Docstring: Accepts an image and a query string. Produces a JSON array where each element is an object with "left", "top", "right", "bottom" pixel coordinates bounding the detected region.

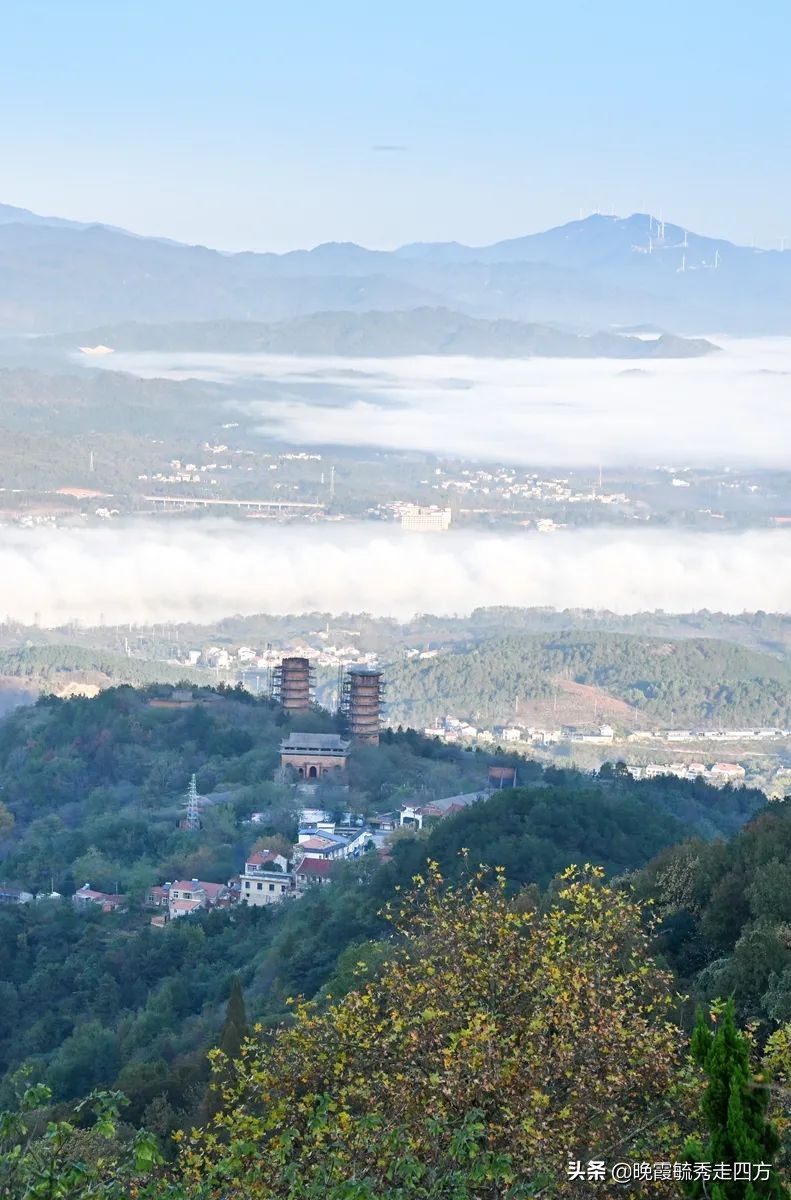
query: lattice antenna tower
[{"left": 184, "top": 773, "right": 201, "bottom": 830}]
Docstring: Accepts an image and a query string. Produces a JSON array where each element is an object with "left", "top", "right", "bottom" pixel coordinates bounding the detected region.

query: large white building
[{"left": 400, "top": 505, "right": 452, "bottom": 532}]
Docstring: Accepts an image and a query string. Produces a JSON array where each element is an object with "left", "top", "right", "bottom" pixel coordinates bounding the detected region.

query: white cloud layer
[
  {"left": 1, "top": 523, "right": 789, "bottom": 627},
  {"left": 93, "top": 337, "right": 791, "bottom": 467}
]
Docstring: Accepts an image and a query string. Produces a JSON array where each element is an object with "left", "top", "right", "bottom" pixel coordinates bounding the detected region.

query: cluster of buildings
[
  {"left": 436, "top": 467, "right": 630, "bottom": 509},
  {"left": 626, "top": 727, "right": 790, "bottom": 744},
  {"left": 0, "top": 882, "right": 128, "bottom": 910},
  {"left": 424, "top": 715, "right": 617, "bottom": 748},
  {"left": 631, "top": 762, "right": 747, "bottom": 783},
  {"left": 421, "top": 715, "right": 789, "bottom": 788},
  {"left": 427, "top": 713, "right": 790, "bottom": 755},
  {"left": 143, "top": 818, "right": 378, "bottom": 925},
  {"left": 9, "top": 655, "right": 390, "bottom": 919},
  {"left": 138, "top": 449, "right": 325, "bottom": 492},
  {"left": 184, "top": 639, "right": 380, "bottom": 674}
]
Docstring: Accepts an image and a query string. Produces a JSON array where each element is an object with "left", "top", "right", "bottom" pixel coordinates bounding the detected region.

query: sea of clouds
[
  {"left": 89, "top": 337, "right": 791, "bottom": 468},
  {"left": 1, "top": 522, "right": 790, "bottom": 627}
]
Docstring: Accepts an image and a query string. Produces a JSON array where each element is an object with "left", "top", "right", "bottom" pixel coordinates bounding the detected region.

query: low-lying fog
[
  {"left": 1, "top": 523, "right": 789, "bottom": 627},
  {"left": 84, "top": 337, "right": 791, "bottom": 468}
]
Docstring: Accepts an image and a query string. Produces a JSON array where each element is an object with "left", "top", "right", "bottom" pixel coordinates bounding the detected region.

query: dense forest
[
  {"left": 634, "top": 804, "right": 791, "bottom": 1030},
  {"left": 2, "top": 684, "right": 791, "bottom": 1196},
  {"left": 0, "top": 682, "right": 765, "bottom": 1121},
  {"left": 385, "top": 631, "right": 791, "bottom": 729}
]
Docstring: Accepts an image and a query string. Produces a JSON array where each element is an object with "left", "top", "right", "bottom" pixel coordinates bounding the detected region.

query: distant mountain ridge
[
  {"left": 41, "top": 309, "right": 719, "bottom": 358},
  {"left": 0, "top": 205, "right": 789, "bottom": 334}
]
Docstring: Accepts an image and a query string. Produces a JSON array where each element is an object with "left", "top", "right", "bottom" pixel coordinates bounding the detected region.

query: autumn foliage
[{"left": 177, "top": 863, "right": 689, "bottom": 1198}]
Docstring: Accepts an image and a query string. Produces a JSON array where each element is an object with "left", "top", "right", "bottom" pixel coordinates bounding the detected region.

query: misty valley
[{"left": 1, "top": 171, "right": 791, "bottom": 1196}]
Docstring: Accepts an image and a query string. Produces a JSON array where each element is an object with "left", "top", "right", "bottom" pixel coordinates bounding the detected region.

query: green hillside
[
  {"left": 2, "top": 683, "right": 790, "bottom": 1197},
  {"left": 0, "top": 684, "right": 763, "bottom": 1119},
  {"left": 0, "top": 644, "right": 203, "bottom": 688},
  {"left": 384, "top": 631, "right": 791, "bottom": 729}
]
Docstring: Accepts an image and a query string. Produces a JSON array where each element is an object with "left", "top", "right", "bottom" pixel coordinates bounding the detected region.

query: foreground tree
[
  {"left": 176, "top": 863, "right": 690, "bottom": 1198},
  {"left": 685, "top": 1002, "right": 788, "bottom": 1199},
  {"left": 0, "top": 1081, "right": 163, "bottom": 1200}
]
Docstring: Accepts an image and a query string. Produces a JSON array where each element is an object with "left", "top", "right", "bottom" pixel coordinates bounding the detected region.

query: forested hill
[
  {"left": 384, "top": 632, "right": 791, "bottom": 730},
  {"left": 0, "top": 683, "right": 765, "bottom": 1132},
  {"left": 634, "top": 800, "right": 791, "bottom": 1033},
  {"left": 37, "top": 310, "right": 718, "bottom": 358},
  {"left": 0, "top": 644, "right": 203, "bottom": 690}
]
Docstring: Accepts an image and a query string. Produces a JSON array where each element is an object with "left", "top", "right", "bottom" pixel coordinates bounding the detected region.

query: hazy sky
[{"left": 1, "top": 0, "right": 788, "bottom": 252}]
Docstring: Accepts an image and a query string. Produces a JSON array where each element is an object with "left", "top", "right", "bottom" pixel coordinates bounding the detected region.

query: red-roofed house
[
  {"left": 293, "top": 855, "right": 334, "bottom": 893},
  {"left": 711, "top": 762, "right": 747, "bottom": 781},
  {"left": 170, "top": 898, "right": 204, "bottom": 919},
  {"left": 168, "top": 879, "right": 231, "bottom": 919},
  {"left": 72, "top": 884, "right": 127, "bottom": 913}
]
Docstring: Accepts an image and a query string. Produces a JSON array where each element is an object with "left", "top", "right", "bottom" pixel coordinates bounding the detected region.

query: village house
[
  {"left": 296, "top": 828, "right": 350, "bottom": 860},
  {"left": 293, "top": 855, "right": 334, "bottom": 893},
  {"left": 167, "top": 879, "right": 231, "bottom": 919},
  {"left": 295, "top": 826, "right": 374, "bottom": 860},
  {"left": 399, "top": 790, "right": 489, "bottom": 831},
  {"left": 710, "top": 762, "right": 747, "bottom": 782},
  {"left": 72, "top": 884, "right": 127, "bottom": 913},
  {"left": 240, "top": 850, "right": 292, "bottom": 907},
  {"left": 494, "top": 726, "right": 525, "bottom": 743},
  {"left": 145, "top": 884, "right": 170, "bottom": 910},
  {"left": 0, "top": 886, "right": 34, "bottom": 905}
]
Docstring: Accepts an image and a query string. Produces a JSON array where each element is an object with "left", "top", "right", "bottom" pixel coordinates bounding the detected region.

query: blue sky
[{"left": 0, "top": 0, "right": 788, "bottom": 251}]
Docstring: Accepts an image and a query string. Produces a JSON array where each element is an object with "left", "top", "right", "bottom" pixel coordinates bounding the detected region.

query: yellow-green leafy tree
[{"left": 175, "top": 862, "right": 693, "bottom": 1199}]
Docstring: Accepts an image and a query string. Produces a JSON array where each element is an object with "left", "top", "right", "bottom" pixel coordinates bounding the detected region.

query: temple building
[{"left": 279, "top": 732, "right": 350, "bottom": 780}]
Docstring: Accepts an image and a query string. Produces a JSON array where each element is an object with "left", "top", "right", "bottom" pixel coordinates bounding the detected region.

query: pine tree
[
  {"left": 206, "top": 976, "right": 248, "bottom": 1120},
  {"left": 685, "top": 1000, "right": 788, "bottom": 1199},
  {"left": 219, "top": 975, "right": 247, "bottom": 1062}
]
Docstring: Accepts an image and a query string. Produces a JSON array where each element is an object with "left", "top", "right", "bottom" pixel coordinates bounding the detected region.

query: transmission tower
[{"left": 183, "top": 773, "right": 201, "bottom": 831}]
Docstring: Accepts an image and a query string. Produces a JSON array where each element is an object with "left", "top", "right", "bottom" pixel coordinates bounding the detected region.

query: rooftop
[
  {"left": 429, "top": 791, "right": 489, "bottom": 814},
  {"left": 280, "top": 733, "right": 351, "bottom": 753},
  {"left": 295, "top": 857, "right": 334, "bottom": 877},
  {"left": 298, "top": 828, "right": 349, "bottom": 847},
  {"left": 170, "top": 898, "right": 203, "bottom": 913},
  {"left": 245, "top": 850, "right": 285, "bottom": 867},
  {"left": 169, "top": 879, "right": 227, "bottom": 895},
  {"left": 299, "top": 836, "right": 342, "bottom": 852}
]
